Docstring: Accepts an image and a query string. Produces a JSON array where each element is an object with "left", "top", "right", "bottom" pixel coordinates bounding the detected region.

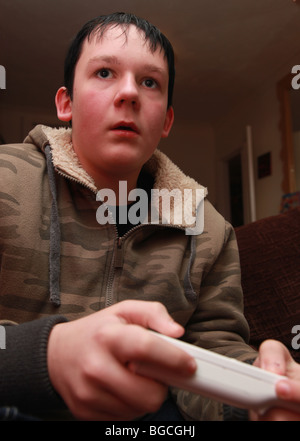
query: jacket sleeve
[
  {"left": 172, "top": 220, "right": 258, "bottom": 421},
  {"left": 0, "top": 315, "right": 68, "bottom": 415}
]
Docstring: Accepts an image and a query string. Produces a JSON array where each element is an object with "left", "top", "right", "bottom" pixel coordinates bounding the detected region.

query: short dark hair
[{"left": 64, "top": 12, "right": 175, "bottom": 108}]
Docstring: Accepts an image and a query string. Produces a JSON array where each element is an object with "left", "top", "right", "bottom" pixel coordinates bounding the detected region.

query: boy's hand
[
  {"left": 47, "top": 300, "right": 196, "bottom": 420},
  {"left": 250, "top": 339, "right": 300, "bottom": 421}
]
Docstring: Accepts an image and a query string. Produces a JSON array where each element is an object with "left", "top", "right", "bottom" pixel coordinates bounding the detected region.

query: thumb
[{"left": 256, "top": 339, "right": 291, "bottom": 375}]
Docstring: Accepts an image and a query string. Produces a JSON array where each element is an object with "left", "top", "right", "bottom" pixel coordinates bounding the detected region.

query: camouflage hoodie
[{"left": 0, "top": 124, "right": 256, "bottom": 420}]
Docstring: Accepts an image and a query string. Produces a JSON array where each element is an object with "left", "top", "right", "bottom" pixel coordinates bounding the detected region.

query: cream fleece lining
[{"left": 42, "top": 126, "right": 98, "bottom": 193}]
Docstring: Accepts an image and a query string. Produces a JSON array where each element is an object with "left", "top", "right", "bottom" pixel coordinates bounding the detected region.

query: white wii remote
[{"left": 137, "top": 332, "right": 300, "bottom": 415}]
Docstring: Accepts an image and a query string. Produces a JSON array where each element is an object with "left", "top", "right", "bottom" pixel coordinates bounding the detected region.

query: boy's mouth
[{"left": 111, "top": 122, "right": 139, "bottom": 134}]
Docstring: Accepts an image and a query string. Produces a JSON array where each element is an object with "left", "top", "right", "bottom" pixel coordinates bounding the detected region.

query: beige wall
[
  {"left": 214, "top": 82, "right": 283, "bottom": 221},
  {"left": 213, "top": 51, "right": 300, "bottom": 222},
  {"left": 163, "top": 56, "right": 299, "bottom": 223}
]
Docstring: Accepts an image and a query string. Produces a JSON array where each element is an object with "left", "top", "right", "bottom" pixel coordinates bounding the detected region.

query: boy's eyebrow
[
  {"left": 88, "top": 55, "right": 121, "bottom": 65},
  {"left": 143, "top": 64, "right": 166, "bottom": 76}
]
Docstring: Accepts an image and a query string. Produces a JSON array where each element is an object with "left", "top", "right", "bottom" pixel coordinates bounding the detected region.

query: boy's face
[{"left": 56, "top": 25, "right": 174, "bottom": 189}]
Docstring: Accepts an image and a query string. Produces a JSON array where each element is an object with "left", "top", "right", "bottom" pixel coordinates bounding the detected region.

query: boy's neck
[{"left": 94, "top": 172, "right": 140, "bottom": 204}]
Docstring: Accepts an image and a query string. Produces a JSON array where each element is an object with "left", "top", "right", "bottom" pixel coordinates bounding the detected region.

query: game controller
[{"left": 137, "top": 332, "right": 300, "bottom": 415}]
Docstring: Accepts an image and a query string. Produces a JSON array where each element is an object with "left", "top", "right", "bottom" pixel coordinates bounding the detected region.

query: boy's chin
[{"left": 103, "top": 148, "right": 151, "bottom": 170}]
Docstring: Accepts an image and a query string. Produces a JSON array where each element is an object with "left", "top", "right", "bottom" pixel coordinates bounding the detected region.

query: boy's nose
[{"left": 114, "top": 74, "right": 140, "bottom": 109}]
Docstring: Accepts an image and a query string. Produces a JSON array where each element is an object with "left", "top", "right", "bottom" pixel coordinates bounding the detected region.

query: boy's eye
[
  {"left": 143, "top": 78, "right": 158, "bottom": 89},
  {"left": 97, "top": 68, "right": 112, "bottom": 79}
]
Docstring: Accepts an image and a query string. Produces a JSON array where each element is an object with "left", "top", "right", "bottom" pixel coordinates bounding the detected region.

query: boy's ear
[
  {"left": 161, "top": 106, "right": 174, "bottom": 138},
  {"left": 55, "top": 87, "right": 73, "bottom": 122}
]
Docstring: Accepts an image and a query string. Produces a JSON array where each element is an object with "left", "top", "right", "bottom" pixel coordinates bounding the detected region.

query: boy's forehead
[
  {"left": 91, "top": 24, "right": 144, "bottom": 44},
  {"left": 80, "top": 24, "right": 165, "bottom": 63}
]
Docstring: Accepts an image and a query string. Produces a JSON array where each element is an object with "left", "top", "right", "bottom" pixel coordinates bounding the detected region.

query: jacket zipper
[
  {"left": 104, "top": 223, "right": 186, "bottom": 308},
  {"left": 105, "top": 224, "right": 142, "bottom": 308}
]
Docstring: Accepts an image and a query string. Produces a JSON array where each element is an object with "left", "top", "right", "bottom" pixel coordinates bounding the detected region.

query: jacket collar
[{"left": 26, "top": 124, "right": 207, "bottom": 229}]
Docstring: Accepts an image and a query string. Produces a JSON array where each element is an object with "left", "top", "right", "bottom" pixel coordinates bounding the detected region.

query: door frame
[{"left": 218, "top": 126, "right": 256, "bottom": 226}]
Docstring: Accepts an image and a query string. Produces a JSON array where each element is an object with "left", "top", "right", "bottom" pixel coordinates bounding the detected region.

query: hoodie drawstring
[
  {"left": 183, "top": 235, "right": 197, "bottom": 302},
  {"left": 44, "top": 145, "right": 61, "bottom": 306}
]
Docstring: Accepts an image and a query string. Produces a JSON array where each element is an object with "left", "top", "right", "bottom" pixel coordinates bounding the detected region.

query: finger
[
  {"left": 277, "top": 378, "right": 300, "bottom": 402},
  {"left": 113, "top": 300, "right": 185, "bottom": 338},
  {"left": 106, "top": 323, "right": 196, "bottom": 374},
  {"left": 72, "top": 377, "right": 164, "bottom": 421},
  {"left": 82, "top": 350, "right": 169, "bottom": 418},
  {"left": 103, "top": 368, "right": 169, "bottom": 416},
  {"left": 258, "top": 407, "right": 300, "bottom": 422},
  {"left": 90, "top": 322, "right": 196, "bottom": 410},
  {"left": 256, "top": 339, "right": 289, "bottom": 375},
  {"left": 71, "top": 388, "right": 140, "bottom": 421}
]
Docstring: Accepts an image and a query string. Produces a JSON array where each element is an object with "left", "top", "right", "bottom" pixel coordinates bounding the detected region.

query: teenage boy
[{"left": 0, "top": 12, "right": 299, "bottom": 421}]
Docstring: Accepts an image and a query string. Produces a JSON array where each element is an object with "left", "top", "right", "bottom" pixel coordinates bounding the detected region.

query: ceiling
[{"left": 1, "top": 0, "right": 300, "bottom": 125}]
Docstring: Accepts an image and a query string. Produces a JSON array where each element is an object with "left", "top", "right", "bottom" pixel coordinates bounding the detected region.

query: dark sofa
[{"left": 235, "top": 207, "right": 300, "bottom": 363}]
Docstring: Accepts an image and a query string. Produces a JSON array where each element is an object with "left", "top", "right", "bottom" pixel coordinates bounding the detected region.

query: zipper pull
[{"left": 114, "top": 237, "right": 124, "bottom": 268}]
